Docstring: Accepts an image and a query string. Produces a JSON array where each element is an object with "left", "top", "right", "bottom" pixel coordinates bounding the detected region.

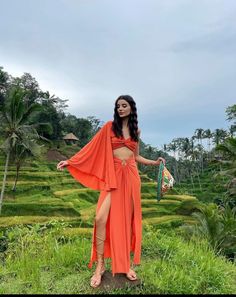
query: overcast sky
[{"left": 1, "top": 0, "right": 235, "bottom": 149}]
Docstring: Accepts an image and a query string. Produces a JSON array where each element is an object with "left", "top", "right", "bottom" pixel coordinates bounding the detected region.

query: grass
[
  {"left": 142, "top": 214, "right": 197, "bottom": 226},
  {"left": 0, "top": 224, "right": 235, "bottom": 294},
  {"left": 173, "top": 162, "right": 231, "bottom": 204},
  {"left": 0, "top": 216, "right": 80, "bottom": 228},
  {"left": 0, "top": 152, "right": 235, "bottom": 293},
  {"left": 1, "top": 203, "right": 80, "bottom": 217}
]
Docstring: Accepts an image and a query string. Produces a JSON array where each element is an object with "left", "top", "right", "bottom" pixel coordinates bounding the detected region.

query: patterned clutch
[{"left": 157, "top": 161, "right": 175, "bottom": 201}]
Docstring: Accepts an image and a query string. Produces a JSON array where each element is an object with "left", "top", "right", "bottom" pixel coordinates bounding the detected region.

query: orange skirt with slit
[{"left": 88, "top": 155, "right": 142, "bottom": 276}]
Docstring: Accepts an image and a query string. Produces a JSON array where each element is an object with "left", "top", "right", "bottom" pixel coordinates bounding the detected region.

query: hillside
[
  {"left": 0, "top": 149, "right": 199, "bottom": 231},
  {"left": 0, "top": 150, "right": 235, "bottom": 294},
  {"left": 174, "top": 161, "right": 232, "bottom": 203}
]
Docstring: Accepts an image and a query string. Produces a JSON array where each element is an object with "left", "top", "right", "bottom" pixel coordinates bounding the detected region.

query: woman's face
[{"left": 116, "top": 99, "right": 131, "bottom": 118}]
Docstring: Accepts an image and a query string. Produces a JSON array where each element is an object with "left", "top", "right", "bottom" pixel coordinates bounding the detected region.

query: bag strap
[{"left": 157, "top": 161, "right": 165, "bottom": 201}]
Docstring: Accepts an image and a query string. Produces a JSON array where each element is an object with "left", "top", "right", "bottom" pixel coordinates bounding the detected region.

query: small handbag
[{"left": 157, "top": 161, "right": 175, "bottom": 201}]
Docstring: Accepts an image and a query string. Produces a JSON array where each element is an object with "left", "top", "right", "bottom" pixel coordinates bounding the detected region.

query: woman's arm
[{"left": 134, "top": 129, "right": 166, "bottom": 165}]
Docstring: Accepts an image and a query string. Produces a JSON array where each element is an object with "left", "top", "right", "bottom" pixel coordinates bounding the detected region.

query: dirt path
[{"left": 46, "top": 149, "right": 67, "bottom": 162}]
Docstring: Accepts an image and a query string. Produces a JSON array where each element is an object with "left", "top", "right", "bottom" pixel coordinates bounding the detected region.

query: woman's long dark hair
[{"left": 112, "top": 95, "right": 139, "bottom": 142}]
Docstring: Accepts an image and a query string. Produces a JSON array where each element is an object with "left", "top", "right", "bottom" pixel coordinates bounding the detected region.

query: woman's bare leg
[
  {"left": 90, "top": 192, "right": 111, "bottom": 287},
  {"left": 126, "top": 196, "right": 137, "bottom": 280}
]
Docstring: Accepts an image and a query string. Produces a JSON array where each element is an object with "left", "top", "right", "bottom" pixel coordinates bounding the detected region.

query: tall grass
[{"left": 0, "top": 222, "right": 235, "bottom": 294}]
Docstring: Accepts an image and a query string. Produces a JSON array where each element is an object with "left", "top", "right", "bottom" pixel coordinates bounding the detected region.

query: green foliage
[
  {"left": 182, "top": 203, "right": 236, "bottom": 259},
  {"left": 175, "top": 199, "right": 202, "bottom": 215},
  {"left": 0, "top": 85, "right": 46, "bottom": 212},
  {"left": 174, "top": 161, "right": 232, "bottom": 203},
  {"left": 140, "top": 226, "right": 236, "bottom": 294},
  {"left": 30, "top": 99, "right": 60, "bottom": 140},
  {"left": 0, "top": 67, "right": 10, "bottom": 109},
  {"left": 1, "top": 203, "right": 80, "bottom": 217},
  {"left": 0, "top": 67, "right": 235, "bottom": 293},
  {"left": 0, "top": 223, "right": 235, "bottom": 294},
  {"left": 215, "top": 137, "right": 236, "bottom": 201},
  {"left": 143, "top": 214, "right": 197, "bottom": 227},
  {"left": 226, "top": 104, "right": 236, "bottom": 122}
]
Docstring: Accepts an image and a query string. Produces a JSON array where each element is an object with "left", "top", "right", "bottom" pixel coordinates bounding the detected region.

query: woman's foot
[
  {"left": 90, "top": 263, "right": 106, "bottom": 288},
  {"left": 126, "top": 268, "right": 137, "bottom": 281}
]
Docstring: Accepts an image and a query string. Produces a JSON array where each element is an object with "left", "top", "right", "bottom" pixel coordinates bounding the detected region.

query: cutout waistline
[{"left": 113, "top": 155, "right": 136, "bottom": 163}]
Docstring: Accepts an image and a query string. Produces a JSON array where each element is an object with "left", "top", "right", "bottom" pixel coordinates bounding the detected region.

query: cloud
[{"left": 0, "top": 0, "right": 235, "bottom": 148}]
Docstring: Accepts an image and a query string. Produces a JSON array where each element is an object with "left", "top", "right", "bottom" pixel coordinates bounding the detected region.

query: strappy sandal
[
  {"left": 90, "top": 267, "right": 106, "bottom": 288},
  {"left": 126, "top": 268, "right": 137, "bottom": 281}
]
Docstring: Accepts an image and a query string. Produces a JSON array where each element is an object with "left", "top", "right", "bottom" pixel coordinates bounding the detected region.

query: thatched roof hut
[{"left": 63, "top": 133, "right": 79, "bottom": 145}]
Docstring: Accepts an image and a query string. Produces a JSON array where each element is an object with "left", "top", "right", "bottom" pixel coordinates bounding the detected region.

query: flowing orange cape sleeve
[{"left": 66, "top": 121, "right": 117, "bottom": 191}]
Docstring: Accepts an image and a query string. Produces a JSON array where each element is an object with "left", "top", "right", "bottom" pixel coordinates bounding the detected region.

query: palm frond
[
  {"left": 215, "top": 137, "right": 236, "bottom": 158},
  {"left": 18, "top": 103, "right": 42, "bottom": 125}
]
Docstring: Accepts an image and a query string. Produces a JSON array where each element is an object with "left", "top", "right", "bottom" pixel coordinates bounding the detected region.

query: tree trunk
[
  {"left": 201, "top": 152, "right": 204, "bottom": 174},
  {"left": 208, "top": 138, "right": 211, "bottom": 160},
  {"left": 0, "top": 151, "right": 10, "bottom": 214},
  {"left": 174, "top": 160, "right": 179, "bottom": 183},
  {"left": 12, "top": 164, "right": 20, "bottom": 192},
  {"left": 196, "top": 167, "right": 202, "bottom": 192},
  {"left": 190, "top": 173, "right": 195, "bottom": 191},
  {"left": 219, "top": 164, "right": 225, "bottom": 183}
]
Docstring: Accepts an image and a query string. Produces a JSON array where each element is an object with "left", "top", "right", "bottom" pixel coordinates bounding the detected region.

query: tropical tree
[
  {"left": 194, "top": 128, "right": 205, "bottom": 172},
  {"left": 203, "top": 129, "right": 212, "bottom": 160},
  {"left": 0, "top": 86, "right": 42, "bottom": 213},
  {"left": 226, "top": 104, "right": 236, "bottom": 123},
  {"left": 60, "top": 114, "right": 79, "bottom": 136},
  {"left": 194, "top": 128, "right": 204, "bottom": 146},
  {"left": 37, "top": 91, "right": 68, "bottom": 115},
  {"left": 190, "top": 203, "right": 236, "bottom": 260},
  {"left": 167, "top": 140, "right": 179, "bottom": 183},
  {"left": 11, "top": 140, "right": 41, "bottom": 192},
  {"left": 12, "top": 72, "right": 41, "bottom": 107},
  {"left": 226, "top": 104, "right": 236, "bottom": 138},
  {"left": 31, "top": 95, "right": 61, "bottom": 141},
  {"left": 192, "top": 203, "right": 223, "bottom": 252},
  {"left": 212, "top": 128, "right": 228, "bottom": 146},
  {"left": 87, "top": 116, "right": 103, "bottom": 135},
  {"left": 229, "top": 125, "right": 236, "bottom": 138},
  {"left": 215, "top": 137, "right": 236, "bottom": 201},
  {"left": 0, "top": 66, "right": 10, "bottom": 108},
  {"left": 76, "top": 118, "right": 94, "bottom": 147},
  {"left": 162, "top": 144, "right": 167, "bottom": 153},
  {"left": 180, "top": 137, "right": 191, "bottom": 159}
]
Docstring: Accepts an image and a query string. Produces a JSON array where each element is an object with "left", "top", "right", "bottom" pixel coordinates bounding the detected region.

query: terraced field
[
  {"left": 174, "top": 162, "right": 230, "bottom": 203},
  {"left": 0, "top": 155, "right": 200, "bottom": 234}
]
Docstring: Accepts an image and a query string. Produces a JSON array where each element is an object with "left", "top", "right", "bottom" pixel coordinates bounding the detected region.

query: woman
[{"left": 57, "top": 95, "right": 165, "bottom": 288}]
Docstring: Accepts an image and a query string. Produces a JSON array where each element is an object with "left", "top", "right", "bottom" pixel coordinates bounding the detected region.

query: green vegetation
[
  {"left": 0, "top": 67, "right": 235, "bottom": 293},
  {"left": 0, "top": 156, "right": 235, "bottom": 294},
  {"left": 0, "top": 224, "right": 235, "bottom": 294}
]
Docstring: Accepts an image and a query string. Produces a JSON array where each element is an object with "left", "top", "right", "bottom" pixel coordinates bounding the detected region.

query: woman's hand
[
  {"left": 57, "top": 160, "right": 69, "bottom": 170},
  {"left": 154, "top": 157, "right": 166, "bottom": 166}
]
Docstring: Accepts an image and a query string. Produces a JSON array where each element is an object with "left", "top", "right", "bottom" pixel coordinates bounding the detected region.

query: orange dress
[{"left": 66, "top": 121, "right": 142, "bottom": 275}]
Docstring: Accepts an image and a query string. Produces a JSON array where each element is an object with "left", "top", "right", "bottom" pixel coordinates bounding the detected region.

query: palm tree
[
  {"left": 212, "top": 129, "right": 228, "bottom": 146},
  {"left": 162, "top": 144, "right": 167, "bottom": 153},
  {"left": 190, "top": 203, "right": 236, "bottom": 260},
  {"left": 0, "top": 86, "right": 42, "bottom": 213},
  {"left": 229, "top": 125, "right": 236, "bottom": 138},
  {"left": 181, "top": 137, "right": 191, "bottom": 159},
  {"left": 219, "top": 204, "right": 236, "bottom": 260},
  {"left": 0, "top": 66, "right": 10, "bottom": 108},
  {"left": 194, "top": 128, "right": 204, "bottom": 146},
  {"left": 11, "top": 140, "right": 41, "bottom": 192},
  {"left": 194, "top": 128, "right": 205, "bottom": 172},
  {"left": 167, "top": 140, "right": 179, "bottom": 183},
  {"left": 192, "top": 203, "right": 222, "bottom": 252},
  {"left": 215, "top": 137, "right": 236, "bottom": 200},
  {"left": 226, "top": 104, "right": 236, "bottom": 123},
  {"left": 203, "top": 129, "right": 212, "bottom": 160}
]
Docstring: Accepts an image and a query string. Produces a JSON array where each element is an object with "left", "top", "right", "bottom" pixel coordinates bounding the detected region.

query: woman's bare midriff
[{"left": 113, "top": 147, "right": 134, "bottom": 160}]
